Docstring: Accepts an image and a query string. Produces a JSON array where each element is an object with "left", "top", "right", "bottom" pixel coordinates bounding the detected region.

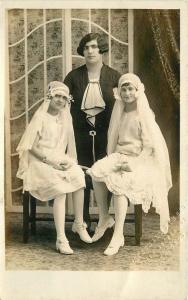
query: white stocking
[
  {"left": 72, "top": 188, "right": 84, "bottom": 224},
  {"left": 111, "top": 195, "right": 128, "bottom": 242},
  {"left": 92, "top": 180, "right": 109, "bottom": 224},
  {"left": 53, "top": 194, "right": 67, "bottom": 241}
]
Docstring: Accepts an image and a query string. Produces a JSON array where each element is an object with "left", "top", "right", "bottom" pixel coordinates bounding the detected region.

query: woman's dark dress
[{"left": 64, "top": 64, "right": 120, "bottom": 167}]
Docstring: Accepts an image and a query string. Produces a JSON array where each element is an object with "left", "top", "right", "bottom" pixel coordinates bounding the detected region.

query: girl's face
[
  {"left": 49, "top": 94, "right": 67, "bottom": 111},
  {"left": 120, "top": 83, "right": 137, "bottom": 104}
]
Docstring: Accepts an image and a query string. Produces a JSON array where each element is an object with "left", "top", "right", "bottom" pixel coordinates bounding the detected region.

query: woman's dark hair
[{"left": 77, "top": 33, "right": 109, "bottom": 56}]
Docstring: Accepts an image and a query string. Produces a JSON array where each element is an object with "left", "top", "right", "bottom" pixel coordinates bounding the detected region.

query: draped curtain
[
  {"left": 148, "top": 10, "right": 180, "bottom": 103},
  {"left": 134, "top": 9, "right": 180, "bottom": 213}
]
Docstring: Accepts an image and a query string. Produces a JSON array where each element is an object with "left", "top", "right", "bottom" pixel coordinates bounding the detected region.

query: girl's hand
[
  {"left": 45, "top": 160, "right": 63, "bottom": 170},
  {"left": 59, "top": 158, "right": 74, "bottom": 170},
  {"left": 113, "top": 162, "right": 132, "bottom": 172},
  {"left": 121, "top": 162, "right": 132, "bottom": 172},
  {"left": 112, "top": 163, "right": 122, "bottom": 172},
  {"left": 45, "top": 155, "right": 74, "bottom": 171}
]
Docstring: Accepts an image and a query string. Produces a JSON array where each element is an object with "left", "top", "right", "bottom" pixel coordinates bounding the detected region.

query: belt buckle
[{"left": 89, "top": 130, "right": 96, "bottom": 137}]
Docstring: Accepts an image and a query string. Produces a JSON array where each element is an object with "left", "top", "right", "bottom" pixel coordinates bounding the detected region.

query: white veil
[
  {"left": 108, "top": 73, "right": 172, "bottom": 233},
  {"left": 16, "top": 82, "right": 77, "bottom": 181}
]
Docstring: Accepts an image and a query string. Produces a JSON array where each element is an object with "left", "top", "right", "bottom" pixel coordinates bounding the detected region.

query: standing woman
[
  {"left": 16, "top": 81, "right": 92, "bottom": 255},
  {"left": 64, "top": 33, "right": 120, "bottom": 166},
  {"left": 64, "top": 33, "right": 120, "bottom": 225},
  {"left": 88, "top": 73, "right": 172, "bottom": 255}
]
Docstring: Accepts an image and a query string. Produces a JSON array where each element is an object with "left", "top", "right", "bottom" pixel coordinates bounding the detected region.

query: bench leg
[
  {"left": 135, "top": 204, "right": 142, "bottom": 246},
  {"left": 83, "top": 174, "right": 92, "bottom": 231},
  {"left": 30, "top": 196, "right": 36, "bottom": 235},
  {"left": 23, "top": 191, "right": 30, "bottom": 243}
]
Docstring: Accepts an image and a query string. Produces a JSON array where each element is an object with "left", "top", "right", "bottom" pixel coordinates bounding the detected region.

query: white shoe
[
  {"left": 104, "top": 237, "right": 125, "bottom": 256},
  {"left": 72, "top": 222, "right": 92, "bottom": 243},
  {"left": 56, "top": 239, "right": 74, "bottom": 255},
  {"left": 92, "top": 216, "right": 115, "bottom": 242}
]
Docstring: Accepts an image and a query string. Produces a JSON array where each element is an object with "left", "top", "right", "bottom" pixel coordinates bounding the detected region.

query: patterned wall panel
[
  {"left": 9, "top": 42, "right": 25, "bottom": 82},
  {"left": 111, "top": 39, "right": 129, "bottom": 74},
  {"left": 8, "top": 9, "right": 24, "bottom": 45},
  {"left": 10, "top": 115, "right": 26, "bottom": 154},
  {"left": 46, "top": 9, "right": 62, "bottom": 21},
  {"left": 10, "top": 79, "right": 25, "bottom": 118},
  {"left": 28, "top": 27, "right": 44, "bottom": 70},
  {"left": 91, "top": 9, "right": 108, "bottom": 31},
  {"left": 71, "top": 20, "right": 89, "bottom": 55},
  {"left": 28, "top": 64, "right": 44, "bottom": 109},
  {"left": 47, "top": 58, "right": 63, "bottom": 83},
  {"left": 71, "top": 9, "right": 89, "bottom": 19},
  {"left": 46, "top": 21, "right": 62, "bottom": 59},
  {"left": 27, "top": 9, "right": 43, "bottom": 33},
  {"left": 111, "top": 9, "right": 128, "bottom": 43}
]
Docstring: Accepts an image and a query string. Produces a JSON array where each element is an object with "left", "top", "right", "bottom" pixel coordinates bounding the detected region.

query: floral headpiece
[{"left": 47, "top": 81, "right": 73, "bottom": 103}]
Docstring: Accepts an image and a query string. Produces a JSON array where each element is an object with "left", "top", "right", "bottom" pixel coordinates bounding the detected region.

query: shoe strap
[
  {"left": 74, "top": 222, "right": 87, "bottom": 229},
  {"left": 96, "top": 218, "right": 112, "bottom": 231},
  {"left": 57, "top": 239, "right": 69, "bottom": 245}
]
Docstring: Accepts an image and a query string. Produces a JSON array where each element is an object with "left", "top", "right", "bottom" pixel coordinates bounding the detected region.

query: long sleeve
[{"left": 128, "top": 121, "right": 153, "bottom": 170}]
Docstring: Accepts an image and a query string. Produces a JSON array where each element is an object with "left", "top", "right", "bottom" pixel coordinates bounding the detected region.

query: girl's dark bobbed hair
[{"left": 77, "top": 33, "right": 109, "bottom": 56}]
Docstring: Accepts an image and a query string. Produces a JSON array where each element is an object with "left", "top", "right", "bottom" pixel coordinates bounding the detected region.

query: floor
[{"left": 5, "top": 212, "right": 180, "bottom": 271}]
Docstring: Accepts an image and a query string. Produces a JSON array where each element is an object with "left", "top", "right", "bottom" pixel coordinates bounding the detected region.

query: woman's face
[
  {"left": 49, "top": 94, "right": 67, "bottom": 111},
  {"left": 120, "top": 83, "right": 137, "bottom": 104},
  {"left": 83, "top": 39, "right": 102, "bottom": 65}
]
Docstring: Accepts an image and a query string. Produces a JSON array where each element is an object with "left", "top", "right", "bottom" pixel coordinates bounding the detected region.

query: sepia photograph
[{"left": 1, "top": 0, "right": 188, "bottom": 299}]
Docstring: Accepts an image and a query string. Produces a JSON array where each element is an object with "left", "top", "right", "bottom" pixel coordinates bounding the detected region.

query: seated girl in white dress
[
  {"left": 87, "top": 73, "right": 172, "bottom": 256},
  {"left": 17, "top": 81, "right": 92, "bottom": 255}
]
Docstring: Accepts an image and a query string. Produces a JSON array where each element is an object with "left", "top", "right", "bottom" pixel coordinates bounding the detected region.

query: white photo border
[{"left": 1, "top": 1, "right": 187, "bottom": 300}]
